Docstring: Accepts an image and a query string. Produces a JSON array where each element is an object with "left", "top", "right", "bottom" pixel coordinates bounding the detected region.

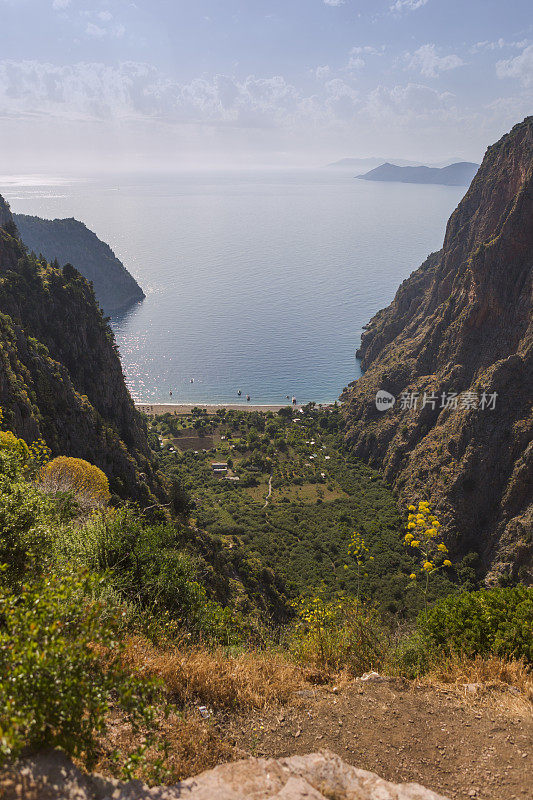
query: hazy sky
[{"left": 0, "top": 0, "right": 531, "bottom": 171}]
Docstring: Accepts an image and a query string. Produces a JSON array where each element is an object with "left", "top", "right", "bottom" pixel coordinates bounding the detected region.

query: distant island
[
  {"left": 13, "top": 214, "right": 145, "bottom": 315},
  {"left": 356, "top": 161, "right": 479, "bottom": 186}
]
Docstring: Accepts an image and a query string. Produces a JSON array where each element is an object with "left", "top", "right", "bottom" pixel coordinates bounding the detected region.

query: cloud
[
  {"left": 351, "top": 46, "right": 382, "bottom": 56},
  {"left": 52, "top": 0, "right": 70, "bottom": 9},
  {"left": 345, "top": 46, "right": 383, "bottom": 71},
  {"left": 0, "top": 61, "right": 304, "bottom": 128},
  {"left": 471, "top": 39, "right": 528, "bottom": 53},
  {"left": 323, "top": 0, "right": 345, "bottom": 6},
  {"left": 347, "top": 55, "right": 365, "bottom": 70},
  {"left": 496, "top": 45, "right": 533, "bottom": 87},
  {"left": 315, "top": 65, "right": 331, "bottom": 80},
  {"left": 364, "top": 82, "right": 455, "bottom": 121},
  {"left": 390, "top": 0, "right": 429, "bottom": 13},
  {"left": 86, "top": 23, "right": 106, "bottom": 38},
  {"left": 86, "top": 21, "right": 125, "bottom": 39},
  {"left": 407, "top": 44, "right": 464, "bottom": 78}
]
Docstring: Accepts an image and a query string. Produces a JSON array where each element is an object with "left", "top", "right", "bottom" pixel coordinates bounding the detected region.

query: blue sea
[{"left": 3, "top": 170, "right": 464, "bottom": 405}]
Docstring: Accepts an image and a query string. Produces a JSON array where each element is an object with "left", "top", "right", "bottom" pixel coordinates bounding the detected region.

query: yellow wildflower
[
  {"left": 423, "top": 561, "right": 433, "bottom": 571},
  {"left": 437, "top": 543, "right": 448, "bottom": 552},
  {"left": 443, "top": 559, "right": 452, "bottom": 567},
  {"left": 409, "top": 573, "right": 417, "bottom": 580}
]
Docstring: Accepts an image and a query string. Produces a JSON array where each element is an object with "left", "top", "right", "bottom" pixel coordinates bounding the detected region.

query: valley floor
[{"left": 213, "top": 679, "right": 532, "bottom": 800}]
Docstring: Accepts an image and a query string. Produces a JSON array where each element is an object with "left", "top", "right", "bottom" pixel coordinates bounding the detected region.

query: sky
[{"left": 0, "top": 0, "right": 531, "bottom": 172}]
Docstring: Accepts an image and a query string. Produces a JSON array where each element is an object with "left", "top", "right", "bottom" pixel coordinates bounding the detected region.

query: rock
[
  {"left": 359, "top": 671, "right": 387, "bottom": 682},
  {"left": 2, "top": 749, "right": 451, "bottom": 800}
]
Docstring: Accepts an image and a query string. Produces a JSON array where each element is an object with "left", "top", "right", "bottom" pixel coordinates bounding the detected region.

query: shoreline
[{"left": 136, "top": 402, "right": 336, "bottom": 415}]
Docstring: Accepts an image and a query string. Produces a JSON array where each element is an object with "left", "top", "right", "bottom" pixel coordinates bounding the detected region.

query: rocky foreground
[{"left": 4, "top": 750, "right": 448, "bottom": 800}]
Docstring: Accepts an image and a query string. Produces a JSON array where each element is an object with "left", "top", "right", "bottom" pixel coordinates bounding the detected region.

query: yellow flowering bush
[
  {"left": 347, "top": 531, "right": 374, "bottom": 599},
  {"left": 289, "top": 587, "right": 385, "bottom": 673},
  {"left": 404, "top": 501, "right": 453, "bottom": 616},
  {"left": 39, "top": 456, "right": 111, "bottom": 509}
]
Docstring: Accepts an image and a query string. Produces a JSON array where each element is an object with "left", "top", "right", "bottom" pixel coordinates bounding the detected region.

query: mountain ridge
[
  {"left": 12, "top": 213, "right": 145, "bottom": 315},
  {"left": 341, "top": 116, "right": 533, "bottom": 583},
  {"left": 0, "top": 195, "right": 160, "bottom": 501}
]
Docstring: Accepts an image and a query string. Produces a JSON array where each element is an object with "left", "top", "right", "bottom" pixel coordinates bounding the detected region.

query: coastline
[{"left": 136, "top": 402, "right": 336, "bottom": 415}]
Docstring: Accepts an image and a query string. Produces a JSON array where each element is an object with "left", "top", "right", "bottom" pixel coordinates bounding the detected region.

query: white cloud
[
  {"left": 347, "top": 55, "right": 365, "bottom": 70},
  {"left": 52, "top": 0, "right": 70, "bottom": 9},
  {"left": 496, "top": 45, "right": 533, "bottom": 87},
  {"left": 351, "top": 46, "right": 382, "bottom": 56},
  {"left": 323, "top": 0, "right": 345, "bottom": 6},
  {"left": 315, "top": 65, "right": 331, "bottom": 80},
  {"left": 85, "top": 20, "right": 125, "bottom": 39},
  {"left": 86, "top": 23, "right": 106, "bottom": 38},
  {"left": 407, "top": 44, "right": 464, "bottom": 78},
  {"left": 390, "top": 0, "right": 429, "bottom": 13},
  {"left": 0, "top": 61, "right": 303, "bottom": 127},
  {"left": 471, "top": 39, "right": 528, "bottom": 53},
  {"left": 364, "top": 82, "right": 455, "bottom": 121}
]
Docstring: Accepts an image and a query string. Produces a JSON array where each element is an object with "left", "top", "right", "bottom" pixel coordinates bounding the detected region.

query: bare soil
[{"left": 212, "top": 679, "right": 533, "bottom": 800}]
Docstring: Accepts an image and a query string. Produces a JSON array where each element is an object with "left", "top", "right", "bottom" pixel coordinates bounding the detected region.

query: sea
[{"left": 2, "top": 170, "right": 465, "bottom": 405}]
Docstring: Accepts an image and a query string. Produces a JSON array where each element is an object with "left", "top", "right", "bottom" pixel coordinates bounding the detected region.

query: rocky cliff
[
  {"left": 0, "top": 195, "right": 158, "bottom": 500},
  {"left": 13, "top": 213, "right": 145, "bottom": 315},
  {"left": 342, "top": 117, "right": 533, "bottom": 584}
]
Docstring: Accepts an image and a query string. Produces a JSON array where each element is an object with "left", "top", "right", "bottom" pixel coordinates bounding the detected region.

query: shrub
[
  {"left": 289, "top": 590, "right": 385, "bottom": 674},
  {"left": 40, "top": 456, "right": 110, "bottom": 508},
  {"left": 0, "top": 451, "right": 58, "bottom": 584},
  {"left": 420, "top": 586, "right": 533, "bottom": 663},
  {"left": 55, "top": 509, "right": 245, "bottom": 645},
  {"left": 0, "top": 431, "right": 29, "bottom": 464},
  {"left": 0, "top": 570, "right": 159, "bottom": 765}
]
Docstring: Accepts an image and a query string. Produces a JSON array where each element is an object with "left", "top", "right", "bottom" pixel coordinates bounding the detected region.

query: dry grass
[
  {"left": 423, "top": 655, "right": 533, "bottom": 712},
  {"left": 97, "top": 709, "right": 236, "bottom": 784},
  {"left": 124, "top": 637, "right": 310, "bottom": 710}
]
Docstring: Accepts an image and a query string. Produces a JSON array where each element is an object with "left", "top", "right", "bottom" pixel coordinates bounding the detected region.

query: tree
[{"left": 40, "top": 457, "right": 110, "bottom": 508}]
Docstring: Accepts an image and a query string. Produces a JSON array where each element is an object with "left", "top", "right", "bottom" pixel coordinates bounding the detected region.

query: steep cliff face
[
  {"left": 13, "top": 214, "right": 145, "bottom": 315},
  {"left": 342, "top": 117, "right": 533, "bottom": 584},
  {"left": 0, "top": 195, "right": 159, "bottom": 500}
]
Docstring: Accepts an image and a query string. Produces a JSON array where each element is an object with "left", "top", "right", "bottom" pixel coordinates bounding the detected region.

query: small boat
[
  {"left": 246, "top": 395, "right": 250, "bottom": 402},
  {"left": 190, "top": 378, "right": 194, "bottom": 383},
  {"left": 169, "top": 390, "right": 173, "bottom": 396},
  {"left": 237, "top": 389, "right": 242, "bottom": 396}
]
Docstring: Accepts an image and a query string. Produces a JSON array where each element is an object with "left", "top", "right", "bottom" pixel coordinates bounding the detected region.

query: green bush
[
  {"left": 0, "top": 450, "right": 60, "bottom": 584},
  {"left": 0, "top": 570, "right": 159, "bottom": 765},
  {"left": 55, "top": 508, "right": 246, "bottom": 645},
  {"left": 421, "top": 586, "right": 533, "bottom": 663}
]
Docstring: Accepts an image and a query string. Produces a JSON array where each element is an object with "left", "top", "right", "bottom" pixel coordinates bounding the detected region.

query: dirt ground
[{"left": 212, "top": 678, "right": 532, "bottom": 800}]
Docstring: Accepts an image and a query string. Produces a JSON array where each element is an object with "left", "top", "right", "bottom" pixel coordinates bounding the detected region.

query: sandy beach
[{"left": 136, "top": 402, "right": 296, "bottom": 416}]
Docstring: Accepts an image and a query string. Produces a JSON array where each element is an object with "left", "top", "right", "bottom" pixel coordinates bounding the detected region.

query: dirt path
[
  {"left": 215, "top": 680, "right": 533, "bottom": 800},
  {"left": 263, "top": 474, "right": 273, "bottom": 508}
]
